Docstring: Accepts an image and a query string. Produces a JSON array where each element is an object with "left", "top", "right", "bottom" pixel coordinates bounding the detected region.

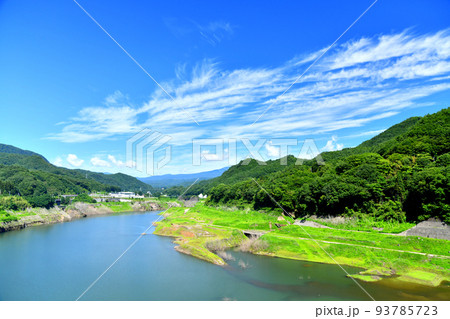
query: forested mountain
[
  {"left": 0, "top": 144, "right": 48, "bottom": 161},
  {"left": 184, "top": 156, "right": 298, "bottom": 196},
  {"left": 320, "top": 116, "right": 421, "bottom": 162},
  {"left": 0, "top": 144, "right": 153, "bottom": 195},
  {"left": 182, "top": 108, "right": 450, "bottom": 223},
  {"left": 183, "top": 113, "right": 425, "bottom": 197}
]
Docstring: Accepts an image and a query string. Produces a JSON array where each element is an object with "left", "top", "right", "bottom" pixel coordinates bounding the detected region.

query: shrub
[
  {"left": 72, "top": 193, "right": 96, "bottom": 204},
  {"left": 374, "top": 200, "right": 406, "bottom": 222},
  {"left": 26, "top": 194, "right": 54, "bottom": 209},
  {"left": 0, "top": 210, "right": 19, "bottom": 223},
  {"left": 0, "top": 196, "right": 31, "bottom": 211}
]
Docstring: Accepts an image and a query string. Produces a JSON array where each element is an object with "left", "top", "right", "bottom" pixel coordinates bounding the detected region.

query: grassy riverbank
[
  {"left": 154, "top": 203, "right": 450, "bottom": 287},
  {"left": 306, "top": 216, "right": 416, "bottom": 234},
  {"left": 0, "top": 199, "right": 177, "bottom": 232}
]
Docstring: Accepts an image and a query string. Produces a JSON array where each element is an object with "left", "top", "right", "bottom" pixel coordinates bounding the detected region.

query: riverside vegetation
[
  {"left": 0, "top": 143, "right": 155, "bottom": 196},
  {"left": 1, "top": 108, "right": 449, "bottom": 289},
  {"left": 0, "top": 194, "right": 179, "bottom": 232},
  {"left": 155, "top": 108, "right": 450, "bottom": 288},
  {"left": 0, "top": 142, "right": 168, "bottom": 231},
  {"left": 178, "top": 108, "right": 450, "bottom": 225},
  {"left": 155, "top": 202, "right": 450, "bottom": 287}
]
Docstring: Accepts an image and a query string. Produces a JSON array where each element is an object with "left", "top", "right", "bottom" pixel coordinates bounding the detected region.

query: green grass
[
  {"left": 154, "top": 202, "right": 450, "bottom": 287},
  {"left": 396, "top": 270, "right": 443, "bottom": 286},
  {"left": 0, "top": 210, "right": 19, "bottom": 222},
  {"left": 101, "top": 202, "right": 134, "bottom": 212},
  {"left": 154, "top": 212, "right": 247, "bottom": 265},
  {"left": 174, "top": 204, "right": 290, "bottom": 231},
  {"left": 14, "top": 211, "right": 37, "bottom": 217},
  {"left": 349, "top": 275, "right": 381, "bottom": 282},
  {"left": 271, "top": 225, "right": 450, "bottom": 256},
  {"left": 156, "top": 196, "right": 182, "bottom": 203},
  {"left": 308, "top": 216, "right": 416, "bottom": 233}
]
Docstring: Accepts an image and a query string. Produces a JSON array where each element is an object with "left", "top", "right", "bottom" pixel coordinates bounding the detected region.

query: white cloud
[
  {"left": 67, "top": 154, "right": 84, "bottom": 167},
  {"left": 265, "top": 142, "right": 280, "bottom": 157},
  {"left": 48, "top": 29, "right": 450, "bottom": 149},
  {"left": 108, "top": 155, "right": 122, "bottom": 166},
  {"left": 343, "top": 129, "right": 386, "bottom": 139},
  {"left": 104, "top": 90, "right": 127, "bottom": 105},
  {"left": 90, "top": 157, "right": 111, "bottom": 167},
  {"left": 321, "top": 136, "right": 344, "bottom": 152},
  {"left": 52, "top": 156, "right": 63, "bottom": 167},
  {"left": 107, "top": 155, "right": 135, "bottom": 167},
  {"left": 330, "top": 30, "right": 450, "bottom": 70},
  {"left": 196, "top": 21, "right": 234, "bottom": 45},
  {"left": 201, "top": 150, "right": 223, "bottom": 161},
  {"left": 164, "top": 19, "right": 233, "bottom": 45}
]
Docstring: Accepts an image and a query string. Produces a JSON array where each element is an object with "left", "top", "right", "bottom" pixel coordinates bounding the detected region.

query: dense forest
[
  {"left": 0, "top": 144, "right": 154, "bottom": 197},
  {"left": 177, "top": 108, "right": 449, "bottom": 223}
]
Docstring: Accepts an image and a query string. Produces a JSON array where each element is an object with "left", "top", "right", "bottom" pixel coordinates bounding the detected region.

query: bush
[
  {"left": 26, "top": 194, "right": 54, "bottom": 209},
  {"left": 374, "top": 200, "right": 406, "bottom": 222},
  {"left": 0, "top": 196, "right": 31, "bottom": 211},
  {"left": 73, "top": 193, "right": 96, "bottom": 204},
  {"left": 0, "top": 210, "right": 19, "bottom": 223}
]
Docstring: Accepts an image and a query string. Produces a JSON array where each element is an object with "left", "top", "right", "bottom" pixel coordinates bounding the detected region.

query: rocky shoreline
[{"left": 0, "top": 201, "right": 173, "bottom": 233}]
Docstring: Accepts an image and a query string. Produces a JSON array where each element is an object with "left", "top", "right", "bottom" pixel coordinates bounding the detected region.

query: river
[{"left": 0, "top": 211, "right": 448, "bottom": 301}]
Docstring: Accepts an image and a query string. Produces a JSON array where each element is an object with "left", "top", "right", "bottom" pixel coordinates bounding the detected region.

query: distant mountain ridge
[{"left": 139, "top": 167, "right": 228, "bottom": 188}]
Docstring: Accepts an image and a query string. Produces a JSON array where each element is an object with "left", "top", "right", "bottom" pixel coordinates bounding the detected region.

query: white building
[{"left": 109, "top": 192, "right": 144, "bottom": 199}]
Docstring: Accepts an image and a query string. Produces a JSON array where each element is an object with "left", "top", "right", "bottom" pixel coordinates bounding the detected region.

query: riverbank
[
  {"left": 0, "top": 199, "right": 179, "bottom": 233},
  {"left": 154, "top": 203, "right": 450, "bottom": 287}
]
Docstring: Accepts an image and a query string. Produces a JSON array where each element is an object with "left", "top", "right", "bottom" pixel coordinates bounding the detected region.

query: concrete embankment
[{"left": 399, "top": 219, "right": 450, "bottom": 240}]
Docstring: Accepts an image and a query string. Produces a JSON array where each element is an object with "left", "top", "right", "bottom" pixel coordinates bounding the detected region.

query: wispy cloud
[
  {"left": 343, "top": 129, "right": 386, "bottom": 139},
  {"left": 67, "top": 154, "right": 84, "bottom": 167},
  {"left": 321, "top": 136, "right": 344, "bottom": 152},
  {"left": 265, "top": 141, "right": 280, "bottom": 157},
  {"left": 52, "top": 156, "right": 63, "bottom": 167},
  {"left": 90, "top": 157, "right": 111, "bottom": 167},
  {"left": 164, "top": 18, "right": 234, "bottom": 46},
  {"left": 108, "top": 155, "right": 134, "bottom": 168},
  {"left": 195, "top": 21, "right": 233, "bottom": 46},
  {"left": 48, "top": 29, "right": 450, "bottom": 148}
]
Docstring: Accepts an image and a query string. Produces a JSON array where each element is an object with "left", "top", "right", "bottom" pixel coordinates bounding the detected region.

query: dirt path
[
  {"left": 270, "top": 233, "right": 450, "bottom": 259},
  {"left": 205, "top": 223, "right": 450, "bottom": 258},
  {"left": 295, "top": 219, "right": 450, "bottom": 240}
]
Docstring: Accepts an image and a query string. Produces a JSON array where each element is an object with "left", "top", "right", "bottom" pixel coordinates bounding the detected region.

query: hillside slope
[
  {"left": 0, "top": 144, "right": 153, "bottom": 194},
  {"left": 321, "top": 116, "right": 421, "bottom": 162},
  {"left": 183, "top": 108, "right": 450, "bottom": 223},
  {"left": 0, "top": 144, "right": 48, "bottom": 161},
  {"left": 185, "top": 156, "right": 298, "bottom": 195},
  {"left": 183, "top": 114, "right": 427, "bottom": 196}
]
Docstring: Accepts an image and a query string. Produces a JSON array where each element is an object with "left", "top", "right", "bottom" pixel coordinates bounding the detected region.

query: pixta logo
[
  {"left": 192, "top": 138, "right": 324, "bottom": 166},
  {"left": 126, "top": 129, "right": 172, "bottom": 175}
]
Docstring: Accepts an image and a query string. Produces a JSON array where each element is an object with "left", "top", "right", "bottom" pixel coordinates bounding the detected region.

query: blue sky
[{"left": 1, "top": 0, "right": 450, "bottom": 177}]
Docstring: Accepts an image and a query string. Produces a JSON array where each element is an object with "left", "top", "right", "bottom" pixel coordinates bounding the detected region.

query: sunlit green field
[{"left": 154, "top": 202, "right": 450, "bottom": 287}]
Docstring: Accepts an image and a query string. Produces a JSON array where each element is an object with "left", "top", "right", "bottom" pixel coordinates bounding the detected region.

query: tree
[
  {"left": 72, "top": 193, "right": 96, "bottom": 204},
  {"left": 404, "top": 167, "right": 449, "bottom": 223},
  {"left": 0, "top": 196, "right": 31, "bottom": 211},
  {"left": 26, "top": 194, "right": 54, "bottom": 209}
]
